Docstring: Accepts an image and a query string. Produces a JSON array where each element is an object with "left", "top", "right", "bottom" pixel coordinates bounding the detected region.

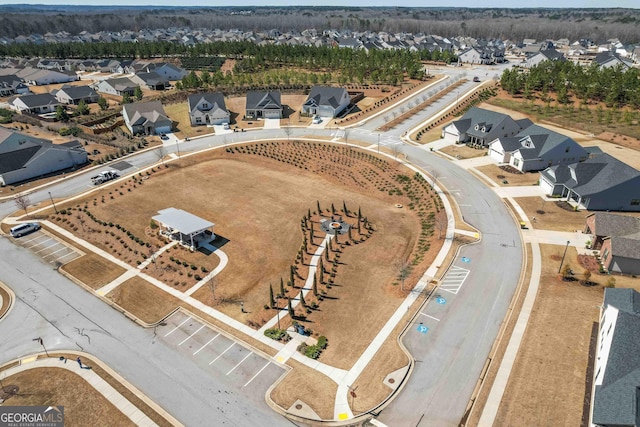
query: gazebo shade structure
[{"left": 152, "top": 207, "right": 215, "bottom": 249}]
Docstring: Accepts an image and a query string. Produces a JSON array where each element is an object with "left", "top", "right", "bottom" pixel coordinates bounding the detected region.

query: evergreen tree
[
  {"left": 317, "top": 200, "right": 321, "bottom": 214},
  {"left": 290, "top": 265, "right": 295, "bottom": 287},
  {"left": 134, "top": 86, "right": 143, "bottom": 101},
  {"left": 55, "top": 105, "right": 69, "bottom": 122},
  {"left": 288, "top": 298, "right": 294, "bottom": 317},
  {"left": 300, "top": 291, "right": 306, "bottom": 308},
  {"left": 77, "top": 99, "right": 89, "bottom": 115},
  {"left": 342, "top": 200, "right": 348, "bottom": 215},
  {"left": 313, "top": 275, "right": 318, "bottom": 296},
  {"left": 269, "top": 284, "right": 275, "bottom": 308},
  {"left": 97, "top": 96, "right": 108, "bottom": 110},
  {"left": 122, "top": 92, "right": 131, "bottom": 104},
  {"left": 279, "top": 278, "right": 285, "bottom": 298}
]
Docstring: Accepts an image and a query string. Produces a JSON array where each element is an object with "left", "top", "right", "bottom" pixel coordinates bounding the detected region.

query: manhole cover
[
  {"left": 295, "top": 404, "right": 303, "bottom": 410},
  {"left": 388, "top": 378, "right": 395, "bottom": 384}
]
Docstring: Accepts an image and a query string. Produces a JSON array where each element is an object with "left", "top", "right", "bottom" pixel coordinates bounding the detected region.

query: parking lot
[
  {"left": 158, "top": 311, "right": 286, "bottom": 402},
  {"left": 12, "top": 229, "right": 82, "bottom": 266}
]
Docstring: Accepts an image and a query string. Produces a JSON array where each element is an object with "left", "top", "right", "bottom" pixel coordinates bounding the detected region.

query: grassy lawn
[
  {"left": 514, "top": 196, "right": 589, "bottom": 232},
  {"left": 106, "top": 276, "right": 182, "bottom": 324},
  {"left": 475, "top": 164, "right": 541, "bottom": 187},
  {"left": 163, "top": 102, "right": 213, "bottom": 139},
  {"left": 61, "top": 253, "right": 127, "bottom": 290},
  {"left": 439, "top": 143, "right": 487, "bottom": 160},
  {"left": 0, "top": 367, "right": 134, "bottom": 427}
]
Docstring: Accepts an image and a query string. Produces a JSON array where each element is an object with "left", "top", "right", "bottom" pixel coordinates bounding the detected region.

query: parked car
[
  {"left": 10, "top": 222, "right": 41, "bottom": 238},
  {"left": 473, "top": 76, "right": 481, "bottom": 83},
  {"left": 160, "top": 133, "right": 169, "bottom": 141},
  {"left": 222, "top": 122, "right": 230, "bottom": 130},
  {"left": 312, "top": 116, "right": 322, "bottom": 124}
]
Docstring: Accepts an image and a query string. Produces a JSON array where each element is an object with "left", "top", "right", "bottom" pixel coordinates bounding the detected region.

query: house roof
[
  {"left": 537, "top": 48, "right": 565, "bottom": 61},
  {"left": 593, "top": 289, "right": 640, "bottom": 426},
  {"left": 187, "top": 92, "right": 227, "bottom": 114},
  {"left": 152, "top": 207, "right": 214, "bottom": 235},
  {"left": 14, "top": 93, "right": 59, "bottom": 108},
  {"left": 58, "top": 85, "right": 97, "bottom": 99},
  {"left": 586, "top": 212, "right": 640, "bottom": 239},
  {"left": 135, "top": 71, "right": 168, "bottom": 86},
  {"left": 0, "top": 145, "right": 42, "bottom": 174},
  {"left": 513, "top": 124, "right": 585, "bottom": 161},
  {"left": 453, "top": 107, "right": 520, "bottom": 139},
  {"left": 607, "top": 236, "right": 640, "bottom": 259},
  {"left": 123, "top": 101, "right": 170, "bottom": 127},
  {"left": 103, "top": 77, "right": 138, "bottom": 92},
  {"left": 304, "top": 86, "right": 347, "bottom": 109},
  {"left": 595, "top": 51, "right": 632, "bottom": 67},
  {"left": 246, "top": 91, "right": 282, "bottom": 110}
]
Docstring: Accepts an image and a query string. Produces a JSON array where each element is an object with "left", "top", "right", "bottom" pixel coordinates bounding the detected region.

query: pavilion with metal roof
[{"left": 152, "top": 208, "right": 215, "bottom": 250}]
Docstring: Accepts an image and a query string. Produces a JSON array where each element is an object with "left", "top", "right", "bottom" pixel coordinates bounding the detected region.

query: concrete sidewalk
[{"left": 0, "top": 356, "right": 160, "bottom": 426}]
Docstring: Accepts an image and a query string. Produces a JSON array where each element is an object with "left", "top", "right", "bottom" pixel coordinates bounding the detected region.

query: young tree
[
  {"left": 582, "top": 270, "right": 592, "bottom": 285},
  {"left": 316, "top": 200, "right": 321, "bottom": 214},
  {"left": 134, "top": 86, "right": 143, "bottom": 101},
  {"left": 77, "top": 99, "right": 89, "bottom": 115},
  {"left": 396, "top": 258, "right": 412, "bottom": 291},
  {"left": 55, "top": 105, "right": 69, "bottom": 122},
  {"left": 97, "top": 96, "right": 108, "bottom": 110},
  {"left": 313, "top": 275, "right": 318, "bottom": 296},
  {"left": 269, "top": 284, "right": 275, "bottom": 308},
  {"left": 342, "top": 200, "right": 349, "bottom": 215},
  {"left": 287, "top": 298, "right": 294, "bottom": 317},
  {"left": 279, "top": 278, "right": 285, "bottom": 298},
  {"left": 14, "top": 193, "right": 31, "bottom": 216},
  {"left": 154, "top": 146, "right": 167, "bottom": 167},
  {"left": 122, "top": 92, "right": 131, "bottom": 104},
  {"left": 299, "top": 291, "right": 306, "bottom": 308},
  {"left": 289, "top": 265, "right": 295, "bottom": 287}
]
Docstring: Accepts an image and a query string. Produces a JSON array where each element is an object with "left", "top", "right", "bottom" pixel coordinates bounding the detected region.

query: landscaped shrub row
[{"left": 298, "top": 335, "right": 328, "bottom": 359}]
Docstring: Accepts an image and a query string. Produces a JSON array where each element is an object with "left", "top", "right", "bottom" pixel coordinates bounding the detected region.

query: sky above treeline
[{"left": 1, "top": 1, "right": 638, "bottom": 8}]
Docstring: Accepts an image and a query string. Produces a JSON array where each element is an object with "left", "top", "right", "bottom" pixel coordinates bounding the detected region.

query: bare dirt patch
[
  {"left": 0, "top": 367, "right": 134, "bottom": 427},
  {"left": 514, "top": 196, "right": 589, "bottom": 232},
  {"left": 475, "top": 163, "right": 541, "bottom": 187},
  {"left": 494, "top": 244, "right": 602, "bottom": 426},
  {"left": 106, "top": 276, "right": 181, "bottom": 324},
  {"left": 60, "top": 253, "right": 126, "bottom": 290},
  {"left": 0, "top": 284, "right": 11, "bottom": 319},
  {"left": 163, "top": 102, "right": 213, "bottom": 139}
]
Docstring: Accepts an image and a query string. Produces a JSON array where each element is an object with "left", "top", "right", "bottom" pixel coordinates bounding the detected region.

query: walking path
[{"left": 0, "top": 356, "right": 160, "bottom": 427}]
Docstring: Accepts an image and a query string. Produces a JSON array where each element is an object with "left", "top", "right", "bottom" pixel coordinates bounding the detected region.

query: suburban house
[
  {"left": 131, "top": 72, "right": 169, "bottom": 91},
  {"left": 245, "top": 91, "right": 283, "bottom": 119},
  {"left": 10, "top": 93, "right": 60, "bottom": 114},
  {"left": 12, "top": 67, "right": 78, "bottom": 86},
  {"left": 591, "top": 288, "right": 640, "bottom": 427},
  {"left": 93, "top": 77, "right": 139, "bottom": 97},
  {"left": 301, "top": 86, "right": 350, "bottom": 118},
  {"left": 0, "top": 74, "right": 29, "bottom": 97},
  {"left": 584, "top": 212, "right": 640, "bottom": 275},
  {"left": 122, "top": 101, "right": 172, "bottom": 135},
  {"left": 539, "top": 153, "right": 640, "bottom": 211},
  {"left": 442, "top": 106, "right": 532, "bottom": 146},
  {"left": 187, "top": 92, "right": 230, "bottom": 126},
  {"left": 525, "top": 48, "right": 566, "bottom": 68},
  {"left": 53, "top": 85, "right": 99, "bottom": 105},
  {"left": 144, "top": 63, "right": 188, "bottom": 81},
  {"left": 0, "top": 126, "right": 88, "bottom": 185},
  {"left": 595, "top": 51, "right": 633, "bottom": 69},
  {"left": 458, "top": 47, "right": 492, "bottom": 64},
  {"left": 488, "top": 124, "right": 589, "bottom": 172}
]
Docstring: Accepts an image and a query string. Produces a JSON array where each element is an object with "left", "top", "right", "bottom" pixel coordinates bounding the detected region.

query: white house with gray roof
[
  {"left": 525, "top": 48, "right": 566, "bottom": 68},
  {"left": 245, "top": 91, "right": 282, "bottom": 119},
  {"left": 591, "top": 288, "right": 640, "bottom": 426},
  {"left": 0, "top": 74, "right": 29, "bottom": 97},
  {"left": 489, "top": 124, "right": 589, "bottom": 172},
  {"left": 122, "top": 101, "right": 172, "bottom": 135},
  {"left": 10, "top": 93, "right": 60, "bottom": 114},
  {"left": 187, "top": 92, "right": 229, "bottom": 126},
  {"left": 539, "top": 153, "right": 640, "bottom": 212},
  {"left": 93, "top": 77, "right": 139, "bottom": 97},
  {"left": 144, "top": 63, "right": 188, "bottom": 81},
  {"left": 442, "top": 106, "right": 532, "bottom": 146},
  {"left": 54, "top": 85, "right": 99, "bottom": 105},
  {"left": 0, "top": 126, "right": 88, "bottom": 185},
  {"left": 302, "top": 86, "right": 350, "bottom": 118}
]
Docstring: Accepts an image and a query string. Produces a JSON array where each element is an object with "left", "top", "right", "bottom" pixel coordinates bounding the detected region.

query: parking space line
[
  {"left": 34, "top": 242, "right": 59, "bottom": 254},
  {"left": 42, "top": 246, "right": 70, "bottom": 258},
  {"left": 28, "top": 237, "right": 53, "bottom": 248},
  {"left": 226, "top": 352, "right": 251, "bottom": 375},
  {"left": 56, "top": 252, "right": 79, "bottom": 261},
  {"left": 244, "top": 362, "right": 271, "bottom": 387},
  {"left": 22, "top": 235, "right": 47, "bottom": 245},
  {"left": 209, "top": 343, "right": 235, "bottom": 365},
  {"left": 420, "top": 313, "right": 440, "bottom": 321},
  {"left": 178, "top": 325, "right": 204, "bottom": 346},
  {"left": 165, "top": 316, "right": 192, "bottom": 337},
  {"left": 193, "top": 333, "right": 220, "bottom": 355}
]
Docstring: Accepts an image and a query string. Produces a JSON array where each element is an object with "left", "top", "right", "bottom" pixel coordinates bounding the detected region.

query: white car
[
  {"left": 222, "top": 122, "right": 230, "bottom": 130},
  {"left": 312, "top": 116, "right": 322, "bottom": 124}
]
